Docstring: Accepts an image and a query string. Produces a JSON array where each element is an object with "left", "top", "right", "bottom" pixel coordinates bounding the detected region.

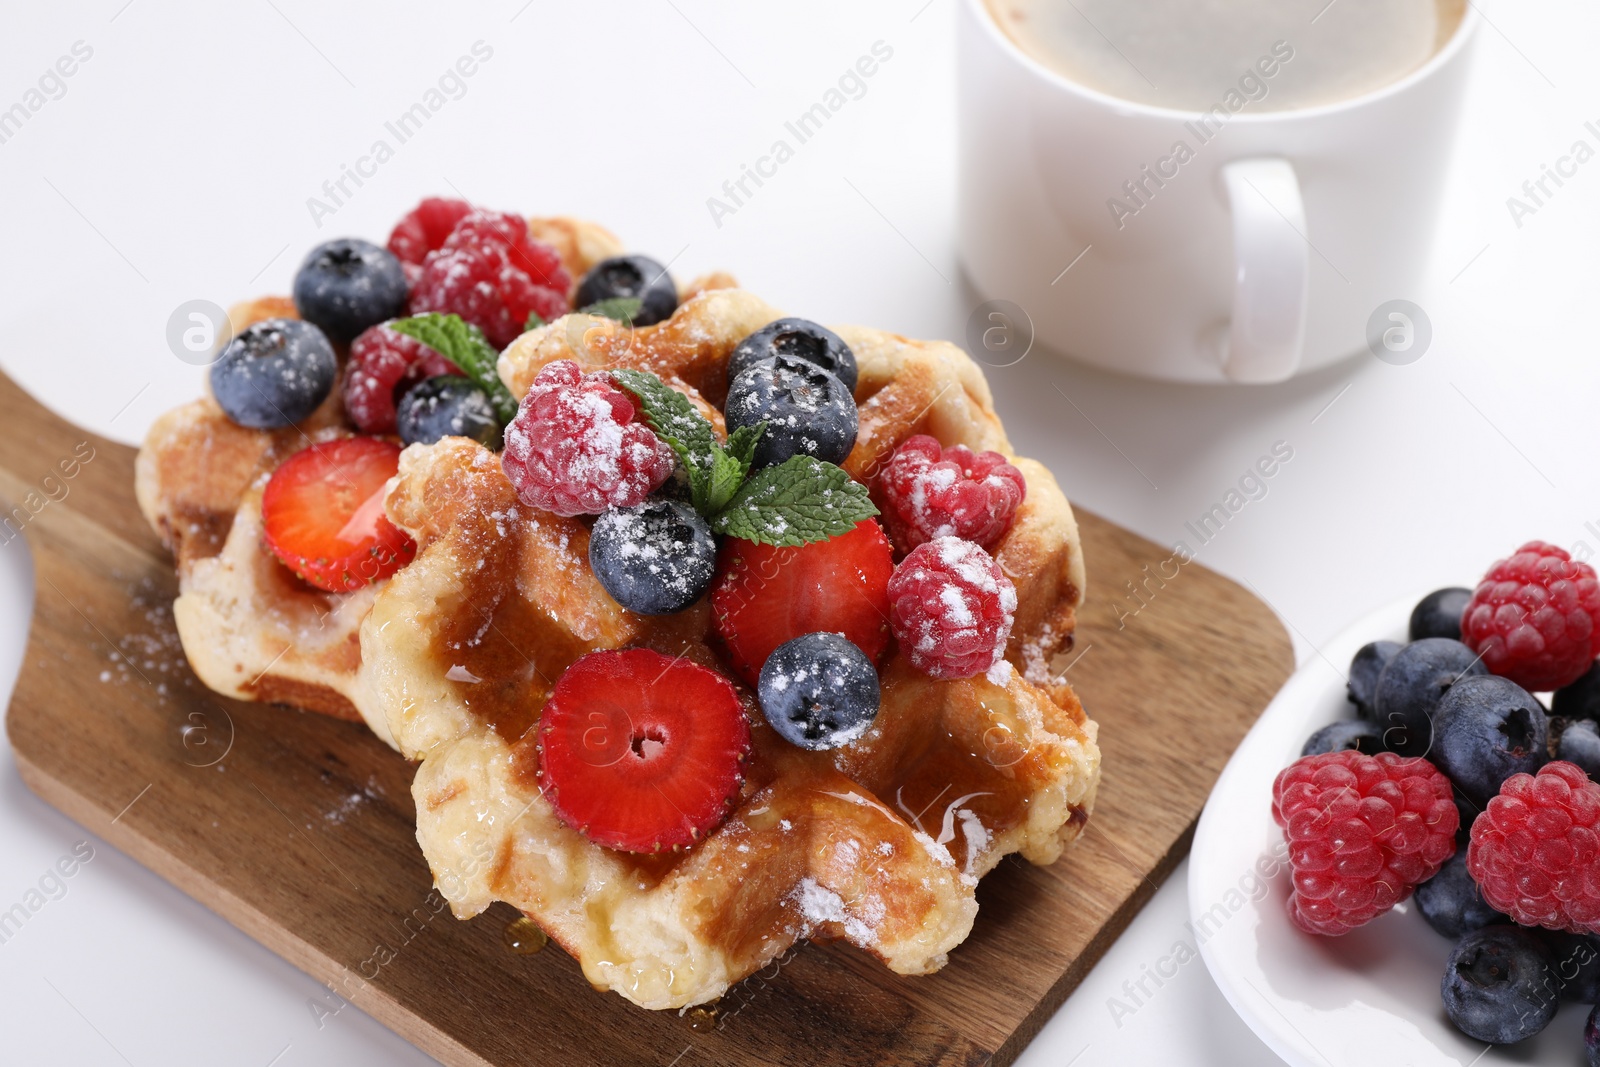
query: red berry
[
  {"left": 887, "top": 536, "right": 1017, "bottom": 680},
  {"left": 261, "top": 437, "right": 416, "bottom": 592},
  {"left": 441, "top": 210, "right": 569, "bottom": 292},
  {"left": 875, "top": 434, "right": 1026, "bottom": 553},
  {"left": 711, "top": 520, "right": 894, "bottom": 686},
  {"left": 1272, "top": 749, "right": 1458, "bottom": 936},
  {"left": 387, "top": 196, "right": 473, "bottom": 268},
  {"left": 1461, "top": 541, "right": 1600, "bottom": 691},
  {"left": 500, "top": 360, "right": 674, "bottom": 516},
  {"left": 537, "top": 648, "right": 750, "bottom": 853},
  {"left": 343, "top": 323, "right": 462, "bottom": 434},
  {"left": 1467, "top": 761, "right": 1600, "bottom": 933},
  {"left": 407, "top": 209, "right": 570, "bottom": 349}
]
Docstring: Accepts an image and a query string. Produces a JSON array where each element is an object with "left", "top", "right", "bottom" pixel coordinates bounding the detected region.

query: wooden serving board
[{"left": 2, "top": 370, "right": 1293, "bottom": 1067}]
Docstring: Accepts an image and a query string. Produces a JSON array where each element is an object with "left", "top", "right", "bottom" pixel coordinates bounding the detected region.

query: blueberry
[
  {"left": 1373, "top": 638, "right": 1488, "bottom": 757},
  {"left": 1588, "top": 1002, "right": 1600, "bottom": 1067},
  {"left": 757, "top": 632, "right": 880, "bottom": 750},
  {"left": 725, "top": 354, "right": 858, "bottom": 469},
  {"left": 1301, "top": 719, "right": 1383, "bottom": 757},
  {"left": 574, "top": 255, "right": 677, "bottom": 326},
  {"left": 1441, "top": 926, "right": 1558, "bottom": 1044},
  {"left": 210, "top": 318, "right": 337, "bottom": 429},
  {"left": 1553, "top": 661, "right": 1600, "bottom": 721},
  {"left": 396, "top": 376, "right": 499, "bottom": 448},
  {"left": 1432, "top": 674, "right": 1547, "bottom": 805},
  {"left": 1558, "top": 718, "right": 1600, "bottom": 779},
  {"left": 1453, "top": 789, "right": 1484, "bottom": 843},
  {"left": 1541, "top": 931, "right": 1600, "bottom": 1003},
  {"left": 1410, "top": 587, "right": 1472, "bottom": 642},
  {"left": 1415, "top": 850, "right": 1505, "bottom": 939},
  {"left": 588, "top": 500, "right": 715, "bottom": 616},
  {"left": 1348, "top": 640, "right": 1402, "bottom": 720},
  {"left": 727, "top": 318, "right": 858, "bottom": 393},
  {"left": 292, "top": 238, "right": 408, "bottom": 344}
]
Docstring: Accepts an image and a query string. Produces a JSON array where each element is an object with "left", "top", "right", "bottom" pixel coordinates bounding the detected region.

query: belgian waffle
[
  {"left": 134, "top": 217, "right": 666, "bottom": 744},
  {"left": 361, "top": 287, "right": 1099, "bottom": 1009}
]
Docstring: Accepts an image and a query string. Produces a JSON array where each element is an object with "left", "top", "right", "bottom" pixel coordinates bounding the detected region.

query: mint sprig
[
  {"left": 523, "top": 310, "right": 546, "bottom": 333},
  {"left": 388, "top": 313, "right": 519, "bottom": 426},
  {"left": 582, "top": 297, "right": 643, "bottom": 324},
  {"left": 710, "top": 456, "right": 879, "bottom": 547},
  {"left": 612, "top": 369, "right": 875, "bottom": 546}
]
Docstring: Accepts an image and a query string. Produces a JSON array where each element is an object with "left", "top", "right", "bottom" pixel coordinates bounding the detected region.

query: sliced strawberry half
[
  {"left": 711, "top": 519, "right": 894, "bottom": 685},
  {"left": 261, "top": 437, "right": 416, "bottom": 593},
  {"left": 538, "top": 648, "right": 750, "bottom": 853}
]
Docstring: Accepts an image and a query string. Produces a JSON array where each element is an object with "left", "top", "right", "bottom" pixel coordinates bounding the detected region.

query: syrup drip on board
[{"left": 503, "top": 916, "right": 548, "bottom": 955}]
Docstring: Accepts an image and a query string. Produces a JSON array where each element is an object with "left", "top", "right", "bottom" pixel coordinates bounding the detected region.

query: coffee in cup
[{"left": 986, "top": 0, "right": 1465, "bottom": 111}]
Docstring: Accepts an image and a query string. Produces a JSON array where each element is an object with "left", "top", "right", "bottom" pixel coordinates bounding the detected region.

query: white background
[{"left": 1, "top": 1, "right": 1596, "bottom": 1064}]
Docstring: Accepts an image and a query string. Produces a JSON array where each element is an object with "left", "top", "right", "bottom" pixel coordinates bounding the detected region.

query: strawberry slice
[
  {"left": 711, "top": 519, "right": 894, "bottom": 685},
  {"left": 538, "top": 648, "right": 750, "bottom": 853},
  {"left": 261, "top": 437, "right": 416, "bottom": 593}
]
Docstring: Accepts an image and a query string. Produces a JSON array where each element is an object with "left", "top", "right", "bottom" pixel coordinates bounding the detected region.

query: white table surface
[{"left": 1, "top": 2, "right": 1594, "bottom": 1064}]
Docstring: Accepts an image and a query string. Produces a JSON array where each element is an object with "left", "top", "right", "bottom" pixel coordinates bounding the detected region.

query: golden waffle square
[
  {"left": 134, "top": 217, "right": 669, "bottom": 743},
  {"left": 362, "top": 287, "right": 1099, "bottom": 1009}
]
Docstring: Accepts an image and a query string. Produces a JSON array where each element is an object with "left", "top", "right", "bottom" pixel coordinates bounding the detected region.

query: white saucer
[{"left": 1190, "top": 594, "right": 1594, "bottom": 1066}]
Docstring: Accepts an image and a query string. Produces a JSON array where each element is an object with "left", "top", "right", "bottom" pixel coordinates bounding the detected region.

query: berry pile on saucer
[
  {"left": 209, "top": 196, "right": 683, "bottom": 592},
  {"left": 510, "top": 334, "right": 1026, "bottom": 852},
  {"left": 206, "top": 195, "right": 1034, "bottom": 855},
  {"left": 1272, "top": 541, "right": 1600, "bottom": 1054}
]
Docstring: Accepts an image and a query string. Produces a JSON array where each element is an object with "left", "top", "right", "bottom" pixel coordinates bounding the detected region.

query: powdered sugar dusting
[{"left": 791, "top": 877, "right": 882, "bottom": 944}]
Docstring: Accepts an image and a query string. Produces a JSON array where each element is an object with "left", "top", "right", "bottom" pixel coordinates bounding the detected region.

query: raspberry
[
  {"left": 501, "top": 360, "right": 675, "bottom": 517},
  {"left": 887, "top": 536, "right": 1017, "bottom": 680},
  {"left": 1467, "top": 761, "right": 1600, "bottom": 933},
  {"left": 343, "top": 323, "right": 462, "bottom": 434},
  {"left": 387, "top": 197, "right": 473, "bottom": 266},
  {"left": 1271, "top": 749, "right": 1458, "bottom": 936},
  {"left": 407, "top": 209, "right": 571, "bottom": 349},
  {"left": 875, "top": 435, "right": 1026, "bottom": 553},
  {"left": 1461, "top": 541, "right": 1600, "bottom": 691}
]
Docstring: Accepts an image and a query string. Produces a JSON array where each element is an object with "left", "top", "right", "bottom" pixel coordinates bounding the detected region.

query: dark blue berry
[
  {"left": 1553, "top": 661, "right": 1600, "bottom": 721},
  {"left": 588, "top": 500, "right": 715, "bottom": 616},
  {"left": 757, "top": 632, "right": 880, "bottom": 750},
  {"left": 1541, "top": 931, "right": 1600, "bottom": 1003},
  {"left": 1587, "top": 1002, "right": 1600, "bottom": 1066},
  {"left": 727, "top": 318, "right": 858, "bottom": 393},
  {"left": 396, "top": 376, "right": 498, "bottom": 448},
  {"left": 1410, "top": 587, "right": 1472, "bottom": 642},
  {"left": 1432, "top": 674, "right": 1547, "bottom": 805},
  {"left": 1415, "top": 850, "right": 1505, "bottom": 938},
  {"left": 210, "top": 318, "right": 336, "bottom": 429},
  {"left": 1558, "top": 718, "right": 1600, "bottom": 779},
  {"left": 1348, "top": 640, "right": 1402, "bottom": 720},
  {"left": 574, "top": 255, "right": 677, "bottom": 326},
  {"left": 725, "top": 354, "right": 858, "bottom": 469},
  {"left": 1453, "top": 789, "right": 1484, "bottom": 844},
  {"left": 1301, "top": 719, "right": 1383, "bottom": 757},
  {"left": 292, "top": 238, "right": 408, "bottom": 344},
  {"left": 1441, "top": 926, "right": 1558, "bottom": 1044},
  {"left": 1373, "top": 638, "right": 1488, "bottom": 757}
]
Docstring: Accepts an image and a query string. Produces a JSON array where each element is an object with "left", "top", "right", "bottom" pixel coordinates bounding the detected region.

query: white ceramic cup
[{"left": 957, "top": 0, "right": 1479, "bottom": 383}]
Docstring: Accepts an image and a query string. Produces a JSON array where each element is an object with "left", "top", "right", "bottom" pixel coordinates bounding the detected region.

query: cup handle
[{"left": 1219, "top": 158, "right": 1308, "bottom": 383}]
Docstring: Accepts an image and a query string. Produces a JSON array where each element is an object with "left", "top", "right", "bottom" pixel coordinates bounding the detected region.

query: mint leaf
[
  {"left": 582, "top": 296, "right": 642, "bottom": 324},
  {"left": 724, "top": 423, "right": 764, "bottom": 472},
  {"left": 702, "top": 422, "right": 764, "bottom": 515},
  {"left": 710, "top": 456, "right": 878, "bottom": 547},
  {"left": 524, "top": 310, "right": 546, "bottom": 332},
  {"left": 611, "top": 368, "right": 717, "bottom": 496},
  {"left": 388, "top": 313, "right": 519, "bottom": 426}
]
